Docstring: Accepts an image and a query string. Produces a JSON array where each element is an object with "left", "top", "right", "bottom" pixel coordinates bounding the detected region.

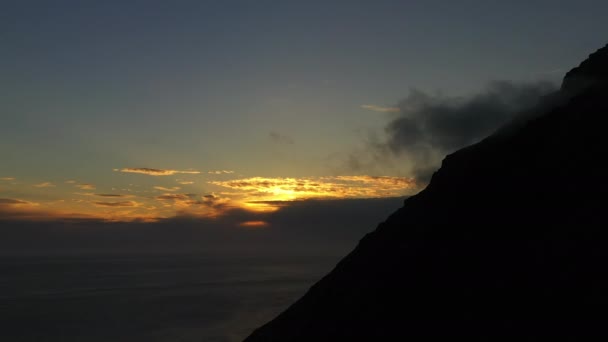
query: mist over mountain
[{"left": 245, "top": 44, "right": 608, "bottom": 340}]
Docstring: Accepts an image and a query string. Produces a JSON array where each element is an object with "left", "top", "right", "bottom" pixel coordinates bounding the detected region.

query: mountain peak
[
  {"left": 562, "top": 43, "right": 608, "bottom": 93},
  {"left": 246, "top": 45, "right": 608, "bottom": 340}
]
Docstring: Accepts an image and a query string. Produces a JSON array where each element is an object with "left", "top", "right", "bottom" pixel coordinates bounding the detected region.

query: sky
[{"left": 1, "top": 1, "right": 608, "bottom": 240}]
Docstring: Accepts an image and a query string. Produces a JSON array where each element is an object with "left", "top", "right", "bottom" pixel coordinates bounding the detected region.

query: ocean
[{"left": 0, "top": 253, "right": 340, "bottom": 341}]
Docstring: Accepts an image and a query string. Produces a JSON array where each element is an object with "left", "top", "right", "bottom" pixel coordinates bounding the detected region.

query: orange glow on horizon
[
  {"left": 238, "top": 220, "right": 269, "bottom": 228},
  {"left": 1, "top": 174, "right": 417, "bottom": 222}
]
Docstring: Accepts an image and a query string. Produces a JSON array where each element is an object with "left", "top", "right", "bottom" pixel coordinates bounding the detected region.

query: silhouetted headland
[{"left": 245, "top": 44, "right": 608, "bottom": 340}]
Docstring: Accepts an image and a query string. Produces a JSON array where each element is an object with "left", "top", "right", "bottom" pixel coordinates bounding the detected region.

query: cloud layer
[
  {"left": 76, "top": 183, "right": 96, "bottom": 190},
  {"left": 93, "top": 201, "right": 138, "bottom": 207},
  {"left": 95, "top": 194, "right": 130, "bottom": 198},
  {"left": 0, "top": 197, "right": 405, "bottom": 255},
  {"left": 208, "top": 170, "right": 235, "bottom": 175},
  {"left": 116, "top": 168, "right": 201, "bottom": 176},
  {"left": 0, "top": 198, "right": 33, "bottom": 205},
  {"left": 154, "top": 186, "right": 181, "bottom": 192},
  {"left": 33, "top": 182, "right": 56, "bottom": 188},
  {"left": 349, "top": 81, "right": 556, "bottom": 182},
  {"left": 210, "top": 176, "right": 415, "bottom": 201}
]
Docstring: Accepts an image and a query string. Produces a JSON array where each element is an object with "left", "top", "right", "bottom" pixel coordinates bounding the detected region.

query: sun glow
[
  {"left": 242, "top": 201, "right": 282, "bottom": 213},
  {"left": 1, "top": 174, "right": 415, "bottom": 222}
]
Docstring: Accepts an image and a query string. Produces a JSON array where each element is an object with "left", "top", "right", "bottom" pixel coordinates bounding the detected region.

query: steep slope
[{"left": 245, "top": 44, "right": 608, "bottom": 341}]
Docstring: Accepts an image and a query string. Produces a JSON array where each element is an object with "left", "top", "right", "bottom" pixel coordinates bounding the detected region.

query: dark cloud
[
  {"left": 171, "top": 193, "right": 231, "bottom": 210},
  {"left": 262, "top": 198, "right": 405, "bottom": 244},
  {"left": 347, "top": 81, "right": 556, "bottom": 182},
  {"left": 269, "top": 131, "right": 295, "bottom": 145},
  {"left": 200, "top": 194, "right": 224, "bottom": 207},
  {"left": 0, "top": 197, "right": 405, "bottom": 256},
  {"left": 115, "top": 168, "right": 200, "bottom": 176},
  {"left": 388, "top": 81, "right": 554, "bottom": 153}
]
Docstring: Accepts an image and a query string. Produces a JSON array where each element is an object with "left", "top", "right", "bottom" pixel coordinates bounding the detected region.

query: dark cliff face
[
  {"left": 562, "top": 44, "right": 608, "bottom": 94},
  {"left": 245, "top": 44, "right": 608, "bottom": 341}
]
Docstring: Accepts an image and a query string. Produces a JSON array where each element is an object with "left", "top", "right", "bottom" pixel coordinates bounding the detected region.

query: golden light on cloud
[
  {"left": 1, "top": 177, "right": 15, "bottom": 181},
  {"left": 209, "top": 175, "right": 416, "bottom": 201},
  {"left": 242, "top": 201, "right": 282, "bottom": 213},
  {"left": 0, "top": 198, "right": 37, "bottom": 206},
  {"left": 0, "top": 198, "right": 81, "bottom": 222},
  {"left": 1, "top": 171, "right": 413, "bottom": 222},
  {"left": 332, "top": 176, "right": 416, "bottom": 188},
  {"left": 149, "top": 192, "right": 233, "bottom": 218},
  {"left": 33, "top": 182, "right": 56, "bottom": 188},
  {"left": 155, "top": 193, "right": 194, "bottom": 201},
  {"left": 115, "top": 168, "right": 201, "bottom": 176},
  {"left": 0, "top": 195, "right": 157, "bottom": 222},
  {"left": 239, "top": 220, "right": 269, "bottom": 228},
  {"left": 154, "top": 186, "right": 181, "bottom": 192},
  {"left": 93, "top": 201, "right": 139, "bottom": 207},
  {"left": 76, "top": 183, "right": 96, "bottom": 190},
  {"left": 208, "top": 170, "right": 235, "bottom": 175}
]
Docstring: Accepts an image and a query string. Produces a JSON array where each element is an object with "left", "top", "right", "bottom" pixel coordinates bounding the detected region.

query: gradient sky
[{"left": 2, "top": 0, "right": 608, "bottom": 223}]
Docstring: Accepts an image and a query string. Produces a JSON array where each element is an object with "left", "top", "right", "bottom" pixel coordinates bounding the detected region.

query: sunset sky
[{"left": 2, "top": 1, "right": 608, "bottom": 227}]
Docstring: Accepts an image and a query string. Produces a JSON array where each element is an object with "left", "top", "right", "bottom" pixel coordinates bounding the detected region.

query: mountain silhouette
[{"left": 245, "top": 44, "right": 608, "bottom": 341}]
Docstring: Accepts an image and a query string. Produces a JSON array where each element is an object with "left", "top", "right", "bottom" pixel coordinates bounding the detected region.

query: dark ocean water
[{"left": 0, "top": 253, "right": 339, "bottom": 341}]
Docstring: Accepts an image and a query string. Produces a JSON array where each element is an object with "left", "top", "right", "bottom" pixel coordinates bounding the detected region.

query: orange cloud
[
  {"left": 93, "top": 201, "right": 139, "bottom": 207},
  {"left": 115, "top": 168, "right": 200, "bottom": 176},
  {"left": 155, "top": 193, "right": 194, "bottom": 201},
  {"left": 151, "top": 192, "right": 234, "bottom": 218},
  {"left": 154, "top": 186, "right": 181, "bottom": 192},
  {"left": 0, "top": 196, "right": 159, "bottom": 222},
  {"left": 332, "top": 176, "right": 416, "bottom": 189},
  {"left": 1, "top": 177, "right": 15, "bottom": 181},
  {"left": 95, "top": 194, "right": 131, "bottom": 198},
  {"left": 0, "top": 198, "right": 65, "bottom": 221},
  {"left": 239, "top": 220, "right": 269, "bottom": 228},
  {"left": 4, "top": 172, "right": 413, "bottom": 222},
  {"left": 209, "top": 175, "right": 416, "bottom": 201},
  {"left": 0, "top": 198, "right": 36, "bottom": 206}
]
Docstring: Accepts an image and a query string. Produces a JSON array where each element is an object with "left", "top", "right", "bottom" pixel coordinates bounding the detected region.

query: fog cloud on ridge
[{"left": 348, "top": 80, "right": 557, "bottom": 182}]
